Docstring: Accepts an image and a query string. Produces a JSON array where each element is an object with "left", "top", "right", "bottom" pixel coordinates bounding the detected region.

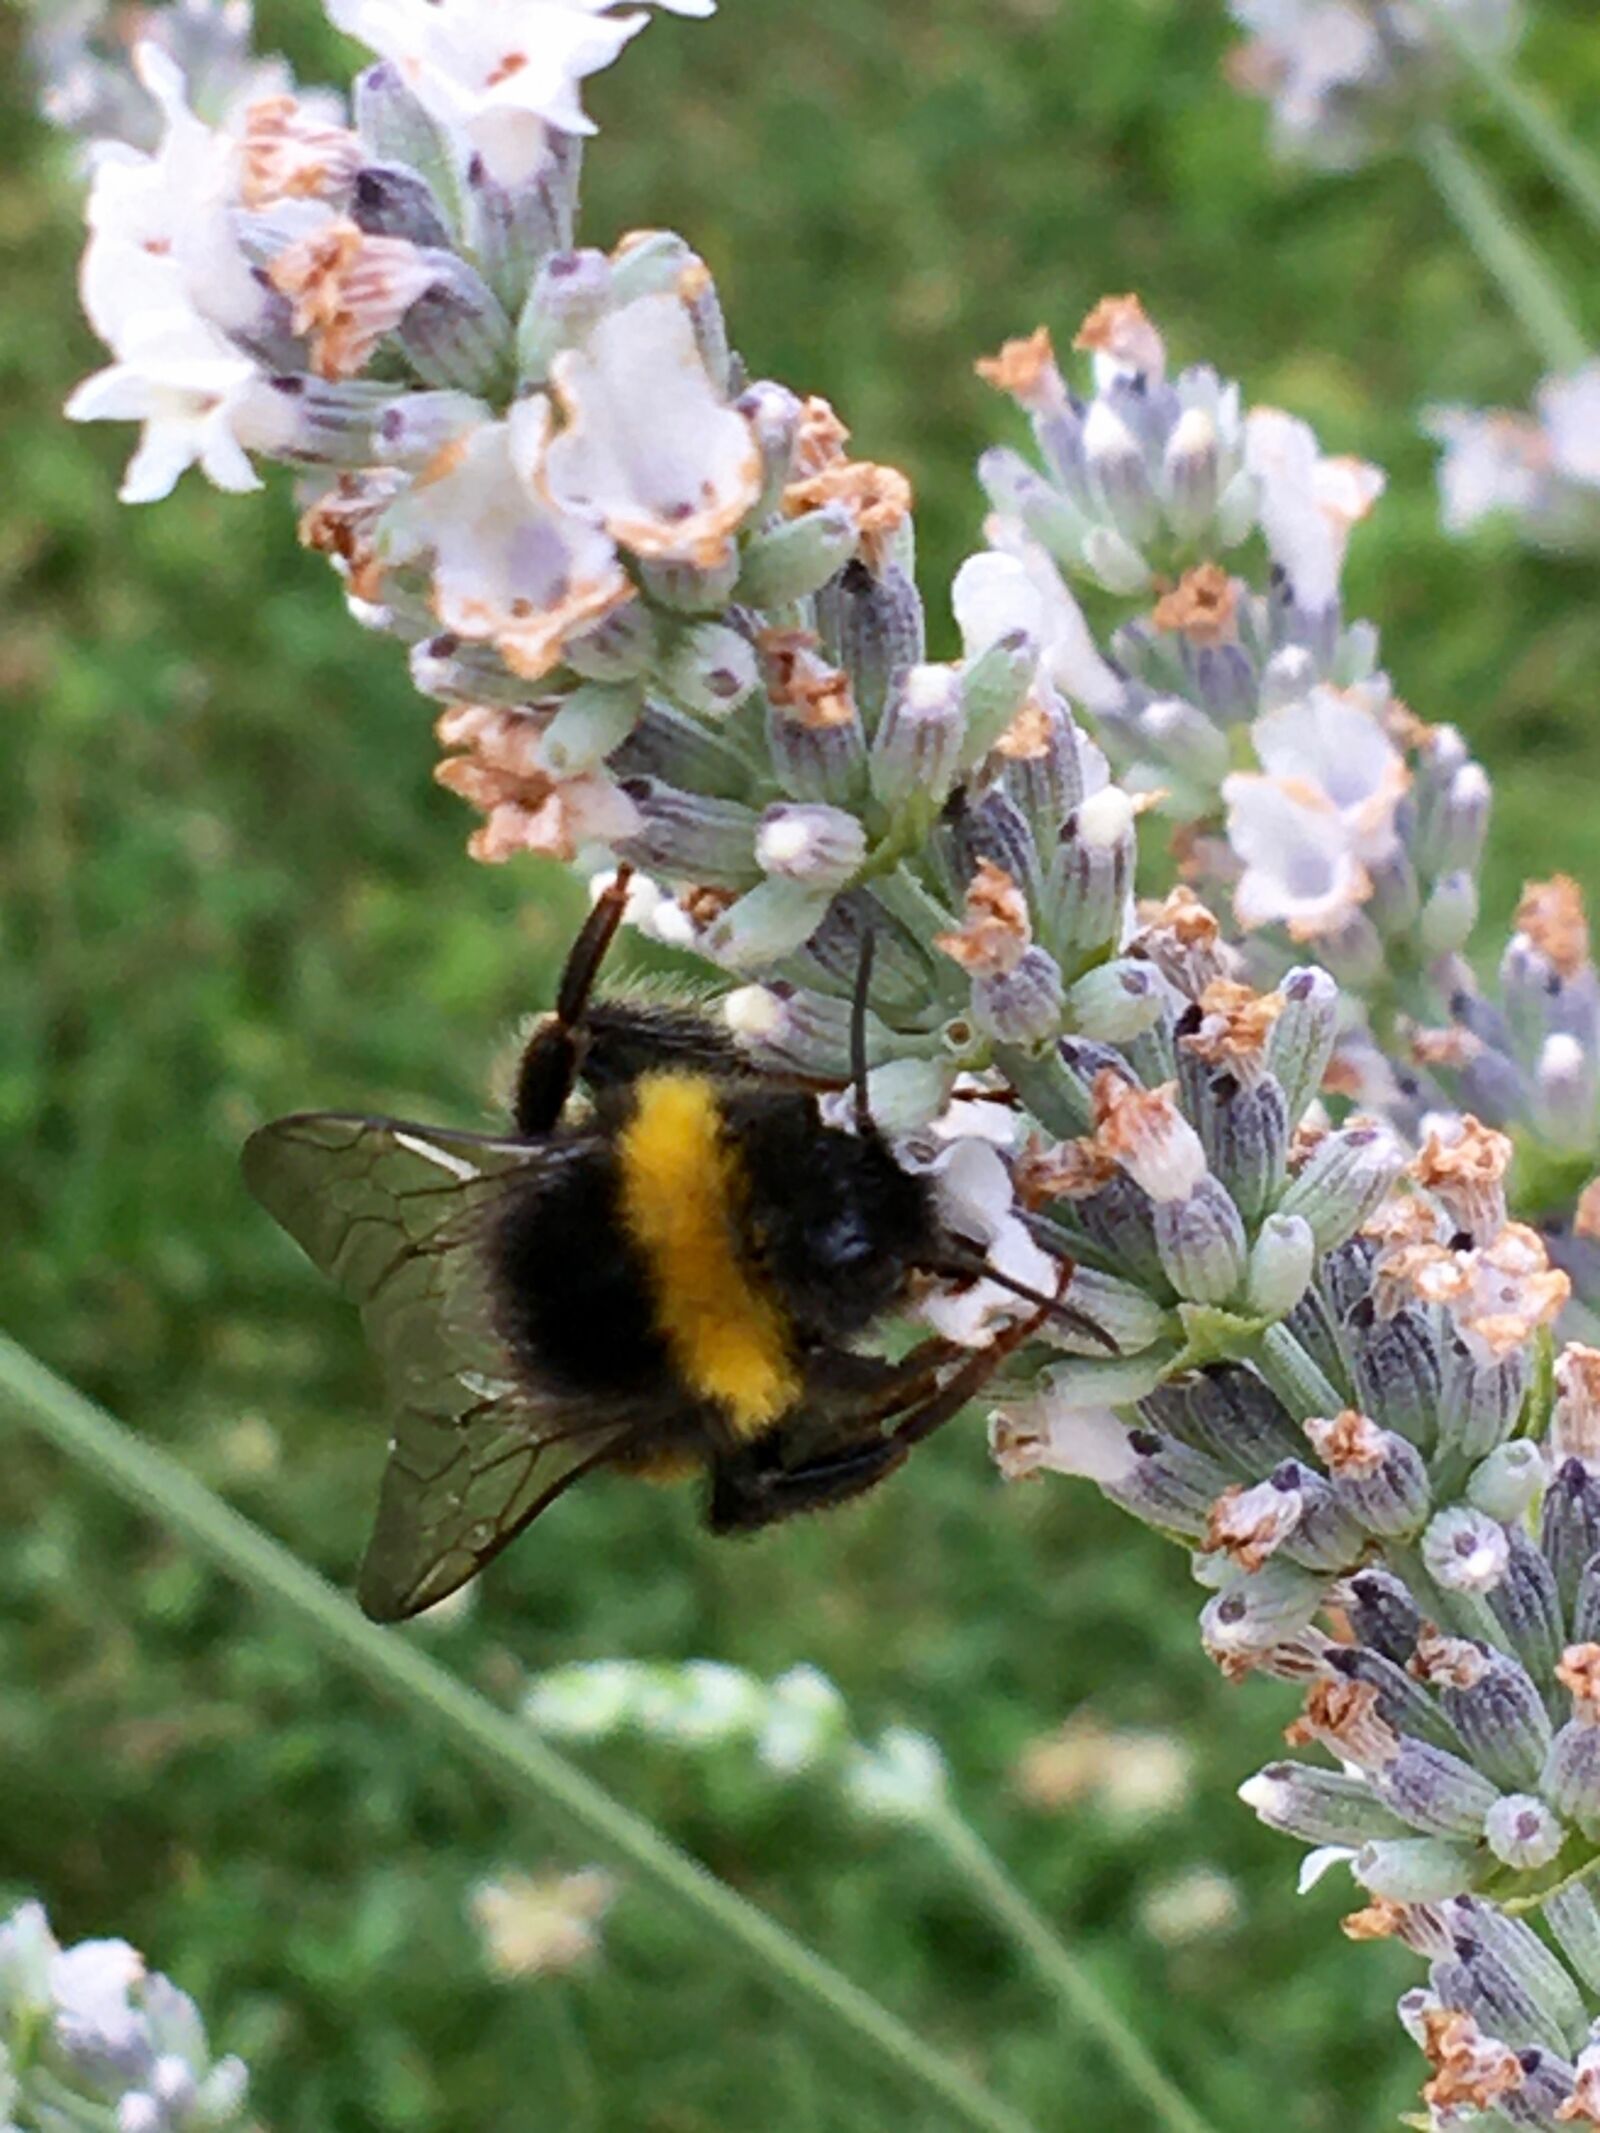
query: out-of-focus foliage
[{"left": 4, "top": 2, "right": 1600, "bottom": 2128}]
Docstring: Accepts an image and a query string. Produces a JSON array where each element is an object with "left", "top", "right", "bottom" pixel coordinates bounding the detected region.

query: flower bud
[
  {"left": 1154, "top": 1177, "right": 1247, "bottom": 1305},
  {"left": 1309, "top": 1413, "right": 1431, "bottom": 1537},
  {"left": 616, "top": 779, "right": 762, "bottom": 889},
  {"left": 532, "top": 684, "right": 641, "bottom": 778},
  {"left": 564, "top": 600, "right": 661, "bottom": 684},
  {"left": 1277, "top": 1122, "right": 1407, "bottom": 1253},
  {"left": 658, "top": 622, "right": 760, "bottom": 718},
  {"left": 1048, "top": 1268, "right": 1169, "bottom": 1359},
  {"left": 353, "top": 61, "right": 458, "bottom": 215},
  {"left": 1149, "top": 1366, "right": 1303, "bottom": 1478},
  {"left": 639, "top": 549, "right": 743, "bottom": 613},
  {"left": 753, "top": 804, "right": 866, "bottom": 892},
  {"left": 1263, "top": 966, "right": 1339, "bottom": 1123},
  {"left": 1422, "top": 1507, "right": 1511, "bottom": 1596},
  {"left": 702, "top": 879, "right": 833, "bottom": 974},
  {"left": 817, "top": 560, "right": 924, "bottom": 733},
  {"left": 1436, "top": 1649, "right": 1553, "bottom": 1795},
  {"left": 1484, "top": 1794, "right": 1566, "bottom": 1872},
  {"left": 1200, "top": 1560, "right": 1327, "bottom": 1662},
  {"left": 1346, "top": 1304, "right": 1441, "bottom": 1451},
  {"left": 856, "top": 1057, "right": 959, "bottom": 1133},
  {"left": 1419, "top": 870, "right": 1480, "bottom": 958},
  {"left": 1435, "top": 1345, "right": 1527, "bottom": 1463},
  {"left": 1543, "top": 1459, "right": 1600, "bottom": 1618},
  {"left": 737, "top": 506, "right": 859, "bottom": 608},
  {"left": 1316, "top": 911, "right": 1386, "bottom": 994},
  {"left": 399, "top": 252, "right": 514, "bottom": 394},
  {"left": 516, "top": 247, "right": 614, "bottom": 380},
  {"left": 1351, "top": 1838, "right": 1480, "bottom": 1904},
  {"left": 1084, "top": 397, "right": 1159, "bottom": 546},
  {"left": 1466, "top": 1442, "right": 1545, "bottom": 1526},
  {"left": 1273, "top": 1463, "right": 1366, "bottom": 1572},
  {"left": 1486, "top": 1531, "right": 1565, "bottom": 1687},
  {"left": 1047, "top": 786, "right": 1138, "bottom": 956},
  {"left": 1447, "top": 1898, "right": 1589, "bottom": 2046},
  {"left": 972, "top": 946, "right": 1065, "bottom": 1048},
  {"left": 1239, "top": 1763, "right": 1412, "bottom": 1846},
  {"left": 1240, "top": 1214, "right": 1315, "bottom": 1321},
  {"left": 1421, "top": 760, "right": 1493, "bottom": 880},
  {"left": 1198, "top": 1077, "right": 1289, "bottom": 1224},
  {"left": 957, "top": 631, "right": 1038, "bottom": 765},
  {"left": 1536, "top": 1031, "right": 1599, "bottom": 1150},
  {"left": 1162, "top": 406, "right": 1221, "bottom": 539},
  {"left": 351, "top": 160, "right": 453, "bottom": 249},
  {"left": 1344, "top": 1568, "right": 1422, "bottom": 1666},
  {"left": 1546, "top": 1881, "right": 1600, "bottom": 1994},
  {"left": 466, "top": 153, "right": 565, "bottom": 320},
  {"left": 372, "top": 387, "right": 492, "bottom": 468},
  {"left": 1135, "top": 696, "right": 1231, "bottom": 794},
  {"left": 977, "top": 446, "right": 1089, "bottom": 567},
  {"left": 1371, "top": 1742, "right": 1501, "bottom": 1840},
  {"left": 1544, "top": 1723, "right": 1600, "bottom": 1841},
  {"left": 1081, "top": 523, "right": 1152, "bottom": 595},
  {"left": 869, "top": 664, "right": 966, "bottom": 811},
  {"left": 615, "top": 700, "right": 751, "bottom": 795},
  {"left": 254, "top": 373, "right": 397, "bottom": 466},
  {"left": 767, "top": 703, "right": 869, "bottom": 811},
  {"left": 1065, "top": 960, "right": 1167, "bottom": 1044},
  {"left": 1104, "top": 1429, "right": 1233, "bottom": 1541}
]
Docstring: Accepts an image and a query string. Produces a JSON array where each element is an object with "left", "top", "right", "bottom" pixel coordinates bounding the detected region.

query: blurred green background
[{"left": 4, "top": 0, "right": 1600, "bottom": 2126}]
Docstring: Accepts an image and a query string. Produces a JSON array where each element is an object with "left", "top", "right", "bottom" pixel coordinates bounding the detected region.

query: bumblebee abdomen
[
  {"left": 490, "top": 1143, "right": 674, "bottom": 1400},
  {"left": 615, "top": 1072, "right": 802, "bottom": 1439}
]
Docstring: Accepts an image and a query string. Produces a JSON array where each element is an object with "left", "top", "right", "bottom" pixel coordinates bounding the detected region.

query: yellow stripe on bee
[{"left": 616, "top": 1072, "right": 800, "bottom": 1439}]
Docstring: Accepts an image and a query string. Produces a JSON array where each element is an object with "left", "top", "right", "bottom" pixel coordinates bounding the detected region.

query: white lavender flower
[
  {"left": 1428, "top": 368, "right": 1600, "bottom": 554},
  {"left": 0, "top": 1901, "right": 250, "bottom": 2132},
  {"left": 1227, "top": 0, "right": 1524, "bottom": 171}
]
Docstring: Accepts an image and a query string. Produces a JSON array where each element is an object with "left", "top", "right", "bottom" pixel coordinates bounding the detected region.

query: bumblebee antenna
[
  {"left": 851, "top": 925, "right": 876, "bottom": 1137},
  {"left": 557, "top": 864, "right": 634, "bottom": 1031}
]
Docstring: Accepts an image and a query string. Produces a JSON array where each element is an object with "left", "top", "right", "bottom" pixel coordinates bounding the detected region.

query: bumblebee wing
[{"left": 242, "top": 1111, "right": 638, "bottom": 1621}]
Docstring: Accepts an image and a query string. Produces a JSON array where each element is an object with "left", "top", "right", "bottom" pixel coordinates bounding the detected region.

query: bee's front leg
[{"left": 514, "top": 870, "right": 634, "bottom": 1134}]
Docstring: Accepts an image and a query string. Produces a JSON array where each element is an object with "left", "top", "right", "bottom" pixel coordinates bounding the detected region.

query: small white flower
[
  {"left": 969, "top": 527, "right": 1126, "bottom": 718},
  {"left": 988, "top": 1395, "right": 1138, "bottom": 1485},
  {"left": 383, "top": 406, "right": 632, "bottom": 677},
  {"left": 843, "top": 1727, "right": 948, "bottom": 1825},
  {"left": 328, "top": 0, "right": 709, "bottom": 188},
  {"left": 755, "top": 1666, "right": 850, "bottom": 1776},
  {"left": 1424, "top": 405, "right": 1549, "bottom": 534},
  {"left": 1420, "top": 1506, "right": 1510, "bottom": 1595},
  {"left": 917, "top": 1138, "right": 1060, "bottom": 1347},
  {"left": 50, "top": 1938, "right": 147, "bottom": 2071},
  {"left": 66, "top": 310, "right": 272, "bottom": 503},
  {"left": 524, "top": 1658, "right": 643, "bottom": 1738},
  {"left": 79, "top": 43, "right": 262, "bottom": 348},
  {"left": 543, "top": 293, "right": 761, "bottom": 569},
  {"left": 1251, "top": 684, "right": 1408, "bottom": 862},
  {"left": 1221, "top": 772, "right": 1370, "bottom": 937},
  {"left": 1538, "top": 363, "right": 1600, "bottom": 489},
  {"left": 1244, "top": 406, "right": 1384, "bottom": 609}
]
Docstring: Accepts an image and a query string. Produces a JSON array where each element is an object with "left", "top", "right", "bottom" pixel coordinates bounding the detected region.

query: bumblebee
[{"left": 243, "top": 872, "right": 1104, "bottom": 1621}]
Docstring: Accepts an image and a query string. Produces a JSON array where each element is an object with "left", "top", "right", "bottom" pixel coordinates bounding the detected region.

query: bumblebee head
[{"left": 732, "top": 1095, "right": 938, "bottom": 1342}]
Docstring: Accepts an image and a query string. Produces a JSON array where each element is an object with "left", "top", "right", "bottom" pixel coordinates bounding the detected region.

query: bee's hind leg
[{"left": 707, "top": 1434, "right": 908, "bottom": 1534}]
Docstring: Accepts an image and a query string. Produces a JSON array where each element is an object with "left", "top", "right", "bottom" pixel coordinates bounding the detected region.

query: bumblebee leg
[
  {"left": 707, "top": 1434, "right": 908, "bottom": 1534},
  {"left": 514, "top": 870, "right": 634, "bottom": 1134},
  {"left": 888, "top": 1294, "right": 1058, "bottom": 1450},
  {"left": 803, "top": 1338, "right": 958, "bottom": 1409}
]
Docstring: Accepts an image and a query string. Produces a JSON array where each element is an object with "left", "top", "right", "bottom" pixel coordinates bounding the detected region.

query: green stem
[
  {"left": 1411, "top": 0, "right": 1600, "bottom": 246},
  {"left": 0, "top": 1335, "right": 1037, "bottom": 2133},
  {"left": 925, "top": 1808, "right": 1220, "bottom": 2133},
  {"left": 1417, "top": 122, "right": 1590, "bottom": 374}
]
